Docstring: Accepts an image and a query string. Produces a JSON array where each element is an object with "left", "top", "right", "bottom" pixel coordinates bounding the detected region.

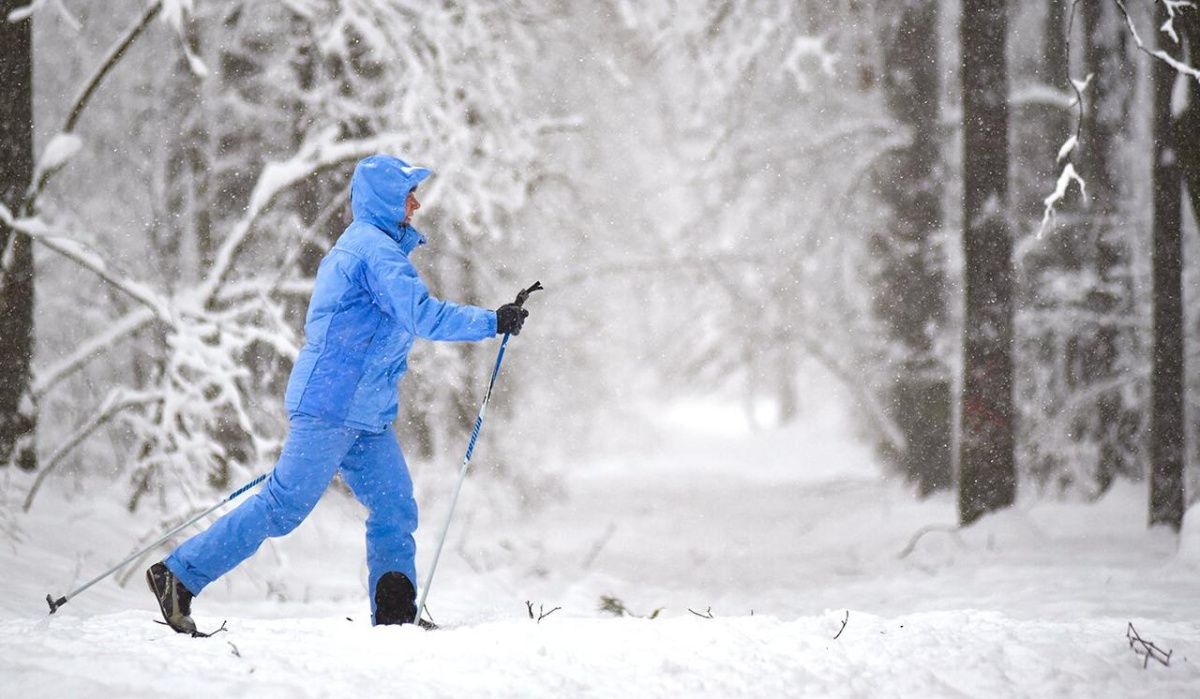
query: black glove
[{"left": 496, "top": 303, "right": 529, "bottom": 335}]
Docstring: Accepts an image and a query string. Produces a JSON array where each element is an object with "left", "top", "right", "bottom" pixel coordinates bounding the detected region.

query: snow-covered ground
[{"left": 3, "top": 388, "right": 1199, "bottom": 697}]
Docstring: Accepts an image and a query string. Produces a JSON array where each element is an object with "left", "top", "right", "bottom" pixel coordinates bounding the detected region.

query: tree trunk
[
  {"left": 1148, "top": 3, "right": 1186, "bottom": 531},
  {"left": 0, "top": 0, "right": 37, "bottom": 471},
  {"left": 1176, "top": 7, "right": 1200, "bottom": 230},
  {"left": 872, "top": 0, "right": 951, "bottom": 496},
  {"left": 959, "top": 0, "right": 1015, "bottom": 526}
]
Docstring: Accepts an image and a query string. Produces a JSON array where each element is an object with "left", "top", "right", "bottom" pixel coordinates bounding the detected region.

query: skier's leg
[
  {"left": 164, "top": 414, "right": 360, "bottom": 595},
  {"left": 339, "top": 426, "right": 418, "bottom": 624}
]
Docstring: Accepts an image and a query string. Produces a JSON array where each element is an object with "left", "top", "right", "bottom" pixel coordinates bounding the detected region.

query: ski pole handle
[{"left": 513, "top": 281, "right": 542, "bottom": 308}]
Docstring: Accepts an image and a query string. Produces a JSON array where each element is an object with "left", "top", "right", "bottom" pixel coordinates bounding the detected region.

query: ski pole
[
  {"left": 45, "top": 471, "right": 269, "bottom": 614},
  {"left": 417, "top": 281, "right": 542, "bottom": 624}
]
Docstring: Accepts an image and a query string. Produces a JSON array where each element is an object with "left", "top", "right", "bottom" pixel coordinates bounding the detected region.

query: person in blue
[{"left": 146, "top": 154, "right": 529, "bottom": 633}]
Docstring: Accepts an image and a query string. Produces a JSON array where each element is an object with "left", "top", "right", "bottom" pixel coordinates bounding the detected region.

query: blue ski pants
[{"left": 164, "top": 414, "right": 418, "bottom": 623}]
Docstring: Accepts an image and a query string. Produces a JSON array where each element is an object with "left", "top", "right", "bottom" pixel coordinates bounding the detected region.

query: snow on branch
[
  {"left": 1038, "top": 162, "right": 1087, "bottom": 236},
  {"left": 0, "top": 206, "right": 175, "bottom": 321},
  {"left": 20, "top": 2, "right": 163, "bottom": 211},
  {"left": 199, "top": 127, "right": 414, "bottom": 302},
  {"left": 1113, "top": 0, "right": 1200, "bottom": 82},
  {"left": 1037, "top": 2, "right": 1092, "bottom": 240},
  {"left": 5, "top": 0, "right": 44, "bottom": 23},
  {"left": 31, "top": 307, "right": 157, "bottom": 399},
  {"left": 782, "top": 34, "right": 838, "bottom": 92},
  {"left": 22, "top": 389, "right": 162, "bottom": 512},
  {"left": 32, "top": 134, "right": 82, "bottom": 186},
  {"left": 159, "top": 0, "right": 207, "bottom": 77},
  {"left": 1161, "top": 0, "right": 1196, "bottom": 43}
]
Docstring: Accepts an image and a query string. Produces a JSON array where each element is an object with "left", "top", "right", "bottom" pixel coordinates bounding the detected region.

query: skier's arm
[{"left": 362, "top": 252, "right": 497, "bottom": 341}]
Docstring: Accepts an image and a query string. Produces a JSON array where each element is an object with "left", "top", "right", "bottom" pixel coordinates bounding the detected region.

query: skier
[{"left": 146, "top": 154, "right": 530, "bottom": 633}]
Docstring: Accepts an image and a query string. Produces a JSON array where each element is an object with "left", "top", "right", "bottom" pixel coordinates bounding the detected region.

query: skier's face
[{"left": 403, "top": 188, "right": 420, "bottom": 225}]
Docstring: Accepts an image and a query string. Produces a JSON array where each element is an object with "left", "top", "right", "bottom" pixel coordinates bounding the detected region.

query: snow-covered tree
[{"left": 15, "top": 1, "right": 553, "bottom": 514}]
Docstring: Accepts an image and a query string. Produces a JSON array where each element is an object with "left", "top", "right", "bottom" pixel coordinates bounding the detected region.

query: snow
[
  {"left": 1056, "top": 135, "right": 1078, "bottom": 164},
  {"left": 1039, "top": 163, "right": 1087, "bottom": 237},
  {"left": 5, "top": 0, "right": 43, "bottom": 23},
  {"left": 3, "top": 377, "right": 1199, "bottom": 697},
  {"left": 33, "top": 133, "right": 83, "bottom": 181}
]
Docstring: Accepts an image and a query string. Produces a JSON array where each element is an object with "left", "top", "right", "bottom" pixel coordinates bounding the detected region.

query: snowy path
[{"left": 4, "top": 408, "right": 1200, "bottom": 697}]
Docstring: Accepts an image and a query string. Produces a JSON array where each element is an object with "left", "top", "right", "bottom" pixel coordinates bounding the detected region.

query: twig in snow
[
  {"left": 525, "top": 601, "right": 561, "bottom": 623},
  {"left": 228, "top": 641, "right": 241, "bottom": 658},
  {"left": 834, "top": 610, "right": 850, "bottom": 640},
  {"left": 599, "top": 595, "right": 662, "bottom": 619},
  {"left": 1127, "top": 623, "right": 1172, "bottom": 668},
  {"left": 688, "top": 606, "right": 714, "bottom": 619}
]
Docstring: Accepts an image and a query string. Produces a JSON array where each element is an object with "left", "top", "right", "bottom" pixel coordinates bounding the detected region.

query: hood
[{"left": 350, "top": 154, "right": 432, "bottom": 254}]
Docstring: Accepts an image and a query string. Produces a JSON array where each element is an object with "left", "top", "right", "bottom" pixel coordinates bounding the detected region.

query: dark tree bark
[
  {"left": 872, "top": 0, "right": 951, "bottom": 496},
  {"left": 1148, "top": 4, "right": 1189, "bottom": 531},
  {"left": 959, "top": 0, "right": 1015, "bottom": 525},
  {"left": 0, "top": 0, "right": 37, "bottom": 471},
  {"left": 1176, "top": 9, "right": 1200, "bottom": 229}
]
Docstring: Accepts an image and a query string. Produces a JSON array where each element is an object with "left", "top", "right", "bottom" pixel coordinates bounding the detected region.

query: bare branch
[
  {"left": 688, "top": 606, "right": 714, "bottom": 619},
  {"left": 525, "top": 601, "right": 562, "bottom": 623},
  {"left": 0, "top": 207, "right": 174, "bottom": 321},
  {"left": 1127, "top": 623, "right": 1173, "bottom": 668},
  {"left": 63, "top": 3, "right": 161, "bottom": 134},
  {"left": 833, "top": 610, "right": 849, "bottom": 640},
  {"left": 22, "top": 2, "right": 164, "bottom": 211},
  {"left": 23, "top": 390, "right": 162, "bottom": 512},
  {"left": 898, "top": 524, "right": 963, "bottom": 559},
  {"left": 31, "top": 307, "right": 157, "bottom": 399}
]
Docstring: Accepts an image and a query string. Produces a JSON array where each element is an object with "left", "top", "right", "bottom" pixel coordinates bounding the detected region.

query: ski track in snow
[{"left": 3, "top": 398, "right": 1200, "bottom": 697}]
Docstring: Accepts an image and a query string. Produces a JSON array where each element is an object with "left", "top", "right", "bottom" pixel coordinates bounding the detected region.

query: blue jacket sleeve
[{"left": 362, "top": 250, "right": 497, "bottom": 341}]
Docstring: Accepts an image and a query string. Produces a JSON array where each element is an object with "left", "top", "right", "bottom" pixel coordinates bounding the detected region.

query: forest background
[{"left": 1, "top": 0, "right": 1198, "bottom": 540}]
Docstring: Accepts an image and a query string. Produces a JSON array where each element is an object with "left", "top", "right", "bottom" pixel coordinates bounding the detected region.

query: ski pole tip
[{"left": 46, "top": 593, "right": 66, "bottom": 614}]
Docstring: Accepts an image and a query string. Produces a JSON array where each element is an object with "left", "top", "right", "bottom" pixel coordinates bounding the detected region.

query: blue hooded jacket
[{"left": 284, "top": 154, "right": 498, "bottom": 431}]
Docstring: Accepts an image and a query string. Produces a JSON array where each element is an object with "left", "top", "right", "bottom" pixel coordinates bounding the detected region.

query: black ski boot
[
  {"left": 375, "top": 571, "right": 418, "bottom": 626},
  {"left": 146, "top": 561, "right": 197, "bottom": 634}
]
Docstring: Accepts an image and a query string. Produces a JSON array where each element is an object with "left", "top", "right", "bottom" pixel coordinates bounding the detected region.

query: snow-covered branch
[
  {"left": 198, "top": 127, "right": 415, "bottom": 303},
  {"left": 1037, "top": 2, "right": 1092, "bottom": 238},
  {"left": 22, "top": 389, "right": 163, "bottom": 512},
  {"left": 1160, "top": 0, "right": 1196, "bottom": 44},
  {"left": 1113, "top": 0, "right": 1200, "bottom": 82},
  {"left": 1038, "top": 162, "right": 1087, "bottom": 236},
  {"left": 31, "top": 307, "right": 157, "bottom": 399},
  {"left": 16, "top": 2, "right": 165, "bottom": 213},
  {"left": 0, "top": 206, "right": 174, "bottom": 321}
]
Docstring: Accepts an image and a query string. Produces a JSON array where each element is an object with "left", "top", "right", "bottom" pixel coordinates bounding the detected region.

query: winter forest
[{"left": 2, "top": 0, "right": 1200, "bottom": 696}]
